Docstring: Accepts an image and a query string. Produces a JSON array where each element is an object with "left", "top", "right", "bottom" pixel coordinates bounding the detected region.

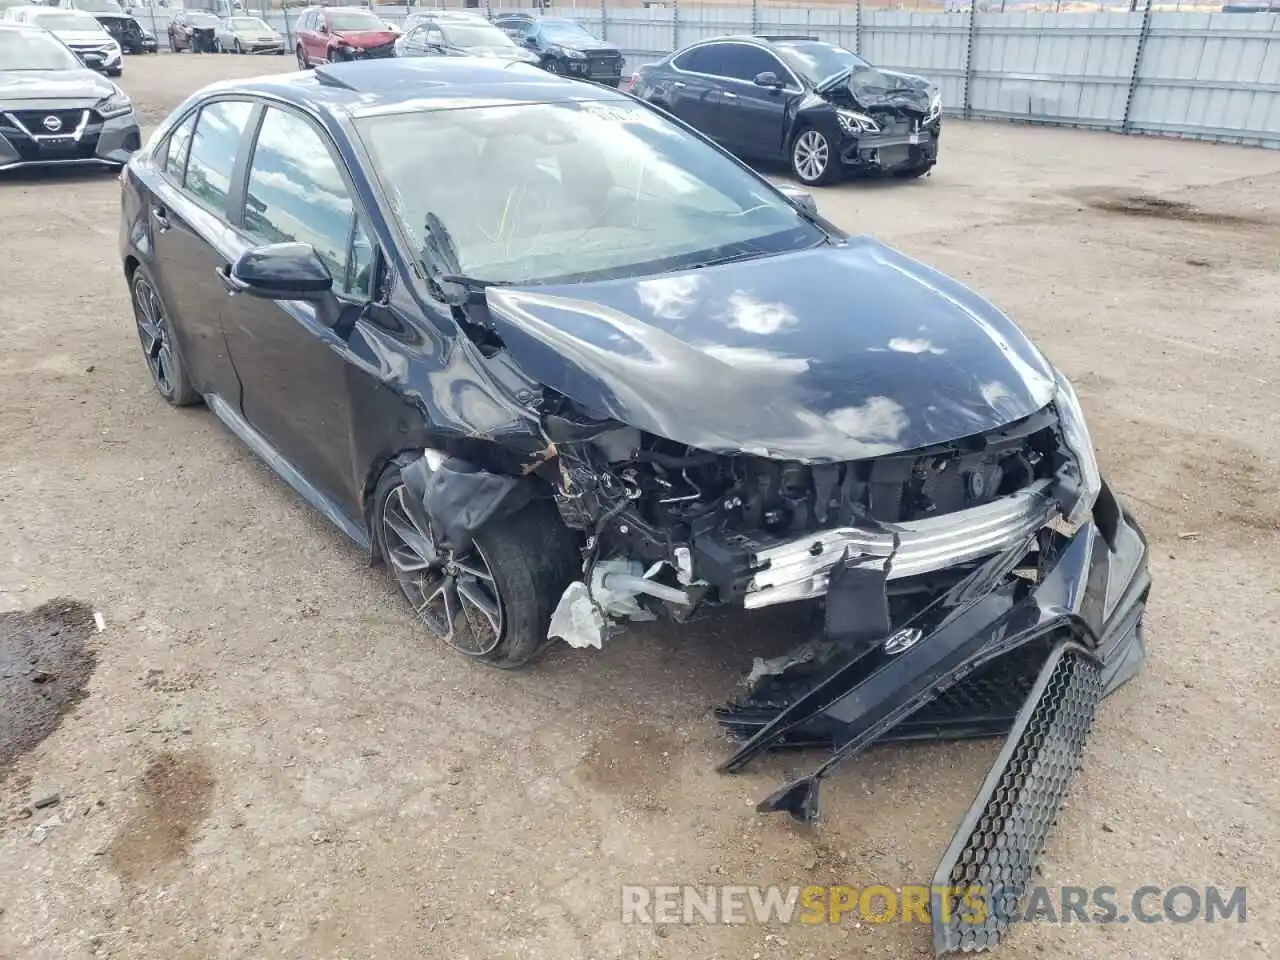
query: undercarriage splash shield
[{"left": 930, "top": 641, "right": 1105, "bottom": 954}]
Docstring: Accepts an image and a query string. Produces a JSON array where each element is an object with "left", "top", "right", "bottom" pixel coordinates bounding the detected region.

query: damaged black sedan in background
[
  {"left": 120, "top": 59, "right": 1148, "bottom": 953},
  {"left": 630, "top": 35, "right": 941, "bottom": 185}
]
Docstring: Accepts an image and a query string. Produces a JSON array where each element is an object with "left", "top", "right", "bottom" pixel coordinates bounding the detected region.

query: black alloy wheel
[
  {"left": 380, "top": 482, "right": 506, "bottom": 658},
  {"left": 130, "top": 269, "right": 198, "bottom": 406}
]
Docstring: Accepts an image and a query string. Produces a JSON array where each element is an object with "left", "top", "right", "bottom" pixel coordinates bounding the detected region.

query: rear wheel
[
  {"left": 791, "top": 126, "right": 841, "bottom": 187},
  {"left": 233, "top": 39, "right": 243, "bottom": 55},
  {"left": 373, "top": 460, "right": 579, "bottom": 669},
  {"left": 130, "top": 266, "right": 199, "bottom": 407},
  {"left": 296, "top": 45, "right": 310, "bottom": 69}
]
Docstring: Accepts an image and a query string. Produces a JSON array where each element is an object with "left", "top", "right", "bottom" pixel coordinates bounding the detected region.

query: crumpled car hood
[
  {"left": 485, "top": 238, "right": 1058, "bottom": 462},
  {"left": 820, "top": 66, "right": 934, "bottom": 113}
]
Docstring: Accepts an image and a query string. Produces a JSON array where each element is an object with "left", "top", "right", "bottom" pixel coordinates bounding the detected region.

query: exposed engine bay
[{"left": 539, "top": 395, "right": 1072, "bottom": 646}]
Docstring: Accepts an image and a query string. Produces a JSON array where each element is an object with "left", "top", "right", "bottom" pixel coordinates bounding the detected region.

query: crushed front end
[{"left": 532, "top": 381, "right": 1147, "bottom": 954}]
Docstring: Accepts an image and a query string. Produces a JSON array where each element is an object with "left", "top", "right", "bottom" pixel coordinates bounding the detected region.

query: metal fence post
[
  {"left": 1122, "top": 0, "right": 1154, "bottom": 133},
  {"left": 672, "top": 0, "right": 679, "bottom": 51},
  {"left": 751, "top": 0, "right": 758, "bottom": 35},
  {"left": 962, "top": 0, "right": 977, "bottom": 119},
  {"left": 600, "top": 0, "right": 608, "bottom": 40},
  {"left": 854, "top": 0, "right": 862, "bottom": 57}
]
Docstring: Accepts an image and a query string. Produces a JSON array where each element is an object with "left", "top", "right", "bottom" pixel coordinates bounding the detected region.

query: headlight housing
[
  {"left": 835, "top": 109, "right": 880, "bottom": 135},
  {"left": 927, "top": 90, "right": 942, "bottom": 123},
  {"left": 562, "top": 47, "right": 586, "bottom": 60},
  {"left": 1054, "top": 370, "right": 1103, "bottom": 527},
  {"left": 96, "top": 88, "right": 133, "bottom": 120}
]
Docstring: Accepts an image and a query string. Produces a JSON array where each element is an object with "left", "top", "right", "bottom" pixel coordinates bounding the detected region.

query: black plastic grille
[
  {"left": 932, "top": 643, "right": 1105, "bottom": 953},
  {"left": 8, "top": 110, "right": 88, "bottom": 134}
]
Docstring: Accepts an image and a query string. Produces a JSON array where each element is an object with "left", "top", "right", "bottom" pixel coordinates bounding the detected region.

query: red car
[{"left": 293, "top": 5, "right": 398, "bottom": 68}]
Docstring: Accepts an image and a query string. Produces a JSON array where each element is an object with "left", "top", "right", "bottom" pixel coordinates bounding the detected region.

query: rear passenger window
[
  {"left": 241, "top": 107, "right": 363, "bottom": 295},
  {"left": 161, "top": 111, "right": 197, "bottom": 182},
  {"left": 674, "top": 44, "right": 724, "bottom": 76},
  {"left": 183, "top": 100, "right": 255, "bottom": 213}
]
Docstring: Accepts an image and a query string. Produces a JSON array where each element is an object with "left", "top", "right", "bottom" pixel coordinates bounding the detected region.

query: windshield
[
  {"left": 773, "top": 41, "right": 868, "bottom": 87},
  {"left": 358, "top": 100, "right": 823, "bottom": 286},
  {"left": 329, "top": 10, "right": 384, "bottom": 31},
  {"left": 442, "top": 22, "right": 514, "bottom": 48},
  {"left": 539, "top": 19, "right": 595, "bottom": 42},
  {"left": 0, "top": 28, "right": 83, "bottom": 69},
  {"left": 72, "top": 0, "right": 124, "bottom": 12},
  {"left": 28, "top": 11, "right": 105, "bottom": 32},
  {"left": 229, "top": 17, "right": 269, "bottom": 29}
]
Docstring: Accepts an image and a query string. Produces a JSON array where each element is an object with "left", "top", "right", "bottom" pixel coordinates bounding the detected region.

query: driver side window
[
  {"left": 240, "top": 106, "right": 375, "bottom": 299},
  {"left": 425, "top": 26, "right": 444, "bottom": 46}
]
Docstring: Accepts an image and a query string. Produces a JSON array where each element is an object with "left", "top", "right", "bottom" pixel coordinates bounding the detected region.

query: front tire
[
  {"left": 130, "top": 265, "right": 199, "bottom": 407},
  {"left": 233, "top": 39, "right": 243, "bottom": 55},
  {"left": 373, "top": 460, "right": 579, "bottom": 669},
  {"left": 791, "top": 126, "right": 841, "bottom": 187}
]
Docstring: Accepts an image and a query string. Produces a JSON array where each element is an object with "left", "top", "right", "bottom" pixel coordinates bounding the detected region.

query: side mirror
[
  {"left": 228, "top": 243, "right": 333, "bottom": 302},
  {"left": 753, "top": 71, "right": 781, "bottom": 88},
  {"left": 317, "top": 22, "right": 328, "bottom": 33},
  {"left": 521, "top": 35, "right": 537, "bottom": 48},
  {"left": 776, "top": 184, "right": 818, "bottom": 217}
]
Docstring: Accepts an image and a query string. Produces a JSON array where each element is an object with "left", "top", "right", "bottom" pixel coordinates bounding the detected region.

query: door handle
[
  {"left": 671, "top": 80, "right": 686, "bottom": 89},
  {"left": 721, "top": 90, "right": 739, "bottom": 100},
  {"left": 151, "top": 206, "right": 170, "bottom": 231}
]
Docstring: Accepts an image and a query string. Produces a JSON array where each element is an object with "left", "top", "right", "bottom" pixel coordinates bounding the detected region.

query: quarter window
[
  {"left": 161, "top": 110, "right": 197, "bottom": 182},
  {"left": 183, "top": 100, "right": 254, "bottom": 213},
  {"left": 241, "top": 107, "right": 368, "bottom": 297}
]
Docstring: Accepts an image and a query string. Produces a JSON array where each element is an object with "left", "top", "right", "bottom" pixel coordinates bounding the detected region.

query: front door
[
  {"left": 711, "top": 44, "right": 795, "bottom": 160},
  {"left": 218, "top": 103, "right": 376, "bottom": 516}
]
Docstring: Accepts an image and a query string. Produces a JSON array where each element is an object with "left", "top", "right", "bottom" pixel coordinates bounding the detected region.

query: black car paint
[
  {"left": 483, "top": 240, "right": 1057, "bottom": 462},
  {"left": 494, "top": 16, "right": 624, "bottom": 86},
  {"left": 120, "top": 64, "right": 1150, "bottom": 902},
  {"left": 634, "top": 37, "right": 940, "bottom": 175},
  {"left": 93, "top": 12, "right": 156, "bottom": 53}
]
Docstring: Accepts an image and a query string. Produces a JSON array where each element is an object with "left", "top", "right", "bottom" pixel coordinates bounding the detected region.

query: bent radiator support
[{"left": 930, "top": 641, "right": 1106, "bottom": 954}]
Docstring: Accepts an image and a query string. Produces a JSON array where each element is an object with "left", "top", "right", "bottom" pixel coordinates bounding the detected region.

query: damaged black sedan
[
  {"left": 630, "top": 35, "right": 941, "bottom": 184},
  {"left": 120, "top": 59, "right": 1148, "bottom": 953}
]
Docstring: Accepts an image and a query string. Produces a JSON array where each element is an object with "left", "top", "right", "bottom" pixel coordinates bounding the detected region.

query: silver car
[
  {"left": 214, "top": 14, "right": 283, "bottom": 55},
  {"left": 0, "top": 22, "right": 139, "bottom": 171}
]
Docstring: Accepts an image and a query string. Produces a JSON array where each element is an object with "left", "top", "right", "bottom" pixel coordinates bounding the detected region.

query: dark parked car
[
  {"left": 53, "top": 0, "right": 156, "bottom": 54},
  {"left": 630, "top": 35, "right": 941, "bottom": 185},
  {"left": 293, "top": 5, "right": 397, "bottom": 68},
  {"left": 0, "top": 21, "right": 140, "bottom": 171},
  {"left": 168, "top": 11, "right": 218, "bottom": 53},
  {"left": 492, "top": 15, "right": 623, "bottom": 86},
  {"left": 118, "top": 59, "right": 1148, "bottom": 948},
  {"left": 394, "top": 13, "right": 539, "bottom": 65}
]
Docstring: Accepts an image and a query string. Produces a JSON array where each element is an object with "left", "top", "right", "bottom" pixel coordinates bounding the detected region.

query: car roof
[{"left": 202, "top": 58, "right": 630, "bottom": 120}]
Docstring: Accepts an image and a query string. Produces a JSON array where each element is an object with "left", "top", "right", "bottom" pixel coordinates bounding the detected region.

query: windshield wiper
[{"left": 419, "top": 213, "right": 507, "bottom": 302}]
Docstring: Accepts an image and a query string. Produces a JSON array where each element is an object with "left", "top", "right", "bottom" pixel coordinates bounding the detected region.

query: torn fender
[{"left": 401, "top": 451, "right": 537, "bottom": 553}]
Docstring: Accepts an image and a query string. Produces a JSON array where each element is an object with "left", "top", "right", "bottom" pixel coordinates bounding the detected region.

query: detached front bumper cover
[{"left": 720, "top": 482, "right": 1149, "bottom": 953}]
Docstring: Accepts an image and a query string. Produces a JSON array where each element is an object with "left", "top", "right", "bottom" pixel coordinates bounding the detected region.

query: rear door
[
  {"left": 664, "top": 43, "right": 730, "bottom": 139},
  {"left": 142, "top": 98, "right": 257, "bottom": 405},
  {"left": 218, "top": 103, "right": 378, "bottom": 515}
]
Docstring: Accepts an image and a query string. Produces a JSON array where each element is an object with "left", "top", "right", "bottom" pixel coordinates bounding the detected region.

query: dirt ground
[{"left": 1, "top": 54, "right": 1277, "bottom": 960}]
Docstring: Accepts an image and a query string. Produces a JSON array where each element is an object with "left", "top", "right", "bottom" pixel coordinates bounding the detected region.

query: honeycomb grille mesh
[{"left": 933, "top": 645, "right": 1105, "bottom": 953}]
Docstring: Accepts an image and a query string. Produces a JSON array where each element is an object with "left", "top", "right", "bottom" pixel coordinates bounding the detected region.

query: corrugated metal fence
[{"left": 135, "top": 4, "right": 1280, "bottom": 147}]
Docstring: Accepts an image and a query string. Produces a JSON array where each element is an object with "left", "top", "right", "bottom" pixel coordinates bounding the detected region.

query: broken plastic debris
[
  {"left": 93, "top": 611, "right": 105, "bottom": 633},
  {"left": 547, "top": 581, "right": 607, "bottom": 650},
  {"left": 744, "top": 642, "right": 820, "bottom": 689}
]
